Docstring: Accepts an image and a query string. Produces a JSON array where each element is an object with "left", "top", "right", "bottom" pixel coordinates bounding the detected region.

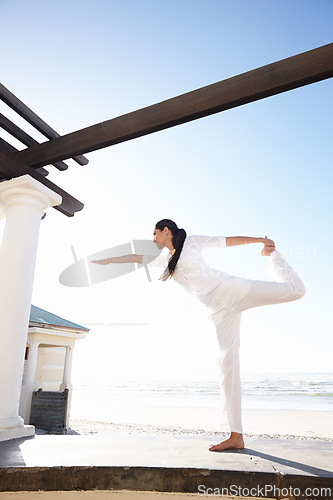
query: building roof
[{"left": 30, "top": 305, "right": 89, "bottom": 332}]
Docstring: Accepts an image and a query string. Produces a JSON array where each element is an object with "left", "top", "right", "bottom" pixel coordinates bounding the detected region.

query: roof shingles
[{"left": 29, "top": 305, "right": 89, "bottom": 332}]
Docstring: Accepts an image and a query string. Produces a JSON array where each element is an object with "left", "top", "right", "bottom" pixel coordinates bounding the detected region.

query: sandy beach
[
  {"left": 69, "top": 407, "right": 333, "bottom": 441},
  {"left": 68, "top": 374, "right": 333, "bottom": 444}
]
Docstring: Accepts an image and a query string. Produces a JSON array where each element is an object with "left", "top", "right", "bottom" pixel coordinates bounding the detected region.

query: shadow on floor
[
  {"left": 222, "top": 447, "right": 333, "bottom": 477},
  {"left": 0, "top": 437, "right": 31, "bottom": 467}
]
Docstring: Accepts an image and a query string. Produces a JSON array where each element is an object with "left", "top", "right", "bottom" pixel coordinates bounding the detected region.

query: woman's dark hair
[{"left": 155, "top": 219, "right": 187, "bottom": 281}]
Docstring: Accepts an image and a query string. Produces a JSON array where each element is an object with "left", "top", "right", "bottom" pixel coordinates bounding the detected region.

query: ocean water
[
  {"left": 71, "top": 372, "right": 333, "bottom": 422},
  {"left": 241, "top": 372, "right": 333, "bottom": 410}
]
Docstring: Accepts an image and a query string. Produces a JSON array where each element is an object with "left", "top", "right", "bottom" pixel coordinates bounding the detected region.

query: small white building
[{"left": 19, "top": 305, "right": 89, "bottom": 432}]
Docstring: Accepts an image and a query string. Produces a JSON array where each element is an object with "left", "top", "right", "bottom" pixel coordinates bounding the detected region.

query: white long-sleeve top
[{"left": 143, "top": 235, "right": 251, "bottom": 301}]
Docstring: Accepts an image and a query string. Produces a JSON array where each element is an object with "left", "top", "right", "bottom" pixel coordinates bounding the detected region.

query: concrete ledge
[
  {"left": 0, "top": 425, "right": 34, "bottom": 443},
  {"left": 0, "top": 466, "right": 333, "bottom": 498},
  {"left": 0, "top": 434, "right": 332, "bottom": 498}
]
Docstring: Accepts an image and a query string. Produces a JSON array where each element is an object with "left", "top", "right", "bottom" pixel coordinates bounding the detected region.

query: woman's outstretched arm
[
  {"left": 226, "top": 236, "right": 275, "bottom": 247},
  {"left": 92, "top": 254, "right": 143, "bottom": 265}
]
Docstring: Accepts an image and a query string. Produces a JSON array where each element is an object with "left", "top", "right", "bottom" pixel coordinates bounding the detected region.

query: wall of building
[{"left": 34, "top": 347, "right": 66, "bottom": 391}]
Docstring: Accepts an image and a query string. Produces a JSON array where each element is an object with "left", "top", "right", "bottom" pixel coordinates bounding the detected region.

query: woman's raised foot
[{"left": 261, "top": 244, "right": 276, "bottom": 257}]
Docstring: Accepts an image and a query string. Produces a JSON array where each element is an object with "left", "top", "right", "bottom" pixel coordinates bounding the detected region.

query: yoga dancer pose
[{"left": 93, "top": 219, "right": 305, "bottom": 451}]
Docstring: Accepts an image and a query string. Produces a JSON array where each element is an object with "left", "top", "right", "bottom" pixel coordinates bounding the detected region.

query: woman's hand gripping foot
[{"left": 261, "top": 236, "right": 276, "bottom": 257}]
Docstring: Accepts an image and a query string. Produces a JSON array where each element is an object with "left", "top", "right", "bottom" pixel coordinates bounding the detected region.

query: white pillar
[
  {"left": 23, "top": 341, "right": 40, "bottom": 386},
  {"left": 60, "top": 346, "right": 74, "bottom": 429},
  {"left": 60, "top": 346, "right": 74, "bottom": 390},
  {"left": 19, "top": 341, "right": 40, "bottom": 423},
  {"left": 0, "top": 175, "right": 61, "bottom": 442}
]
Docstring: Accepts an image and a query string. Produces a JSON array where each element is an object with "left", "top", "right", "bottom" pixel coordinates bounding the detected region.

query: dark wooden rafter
[
  {"left": 0, "top": 149, "right": 84, "bottom": 216},
  {"left": 0, "top": 84, "right": 88, "bottom": 215},
  {"left": 0, "top": 137, "right": 48, "bottom": 177},
  {"left": 0, "top": 113, "right": 68, "bottom": 172},
  {"left": 15, "top": 43, "right": 333, "bottom": 169},
  {"left": 0, "top": 83, "right": 88, "bottom": 167}
]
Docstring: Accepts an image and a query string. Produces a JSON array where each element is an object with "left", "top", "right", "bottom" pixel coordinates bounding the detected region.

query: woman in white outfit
[{"left": 93, "top": 219, "right": 305, "bottom": 451}]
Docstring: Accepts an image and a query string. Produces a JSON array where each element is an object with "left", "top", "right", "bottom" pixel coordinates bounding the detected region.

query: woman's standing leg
[
  {"left": 209, "top": 305, "right": 245, "bottom": 451},
  {"left": 216, "top": 311, "right": 243, "bottom": 433}
]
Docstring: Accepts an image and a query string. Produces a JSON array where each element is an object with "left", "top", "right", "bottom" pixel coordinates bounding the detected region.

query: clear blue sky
[{"left": 1, "top": 0, "right": 332, "bottom": 381}]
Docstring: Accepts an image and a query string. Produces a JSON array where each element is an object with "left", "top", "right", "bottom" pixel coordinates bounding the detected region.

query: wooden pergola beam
[
  {"left": 0, "top": 150, "right": 84, "bottom": 216},
  {"left": 0, "top": 83, "right": 88, "bottom": 167},
  {"left": 0, "top": 138, "right": 49, "bottom": 177},
  {"left": 0, "top": 113, "right": 68, "bottom": 171},
  {"left": 16, "top": 43, "right": 333, "bottom": 169}
]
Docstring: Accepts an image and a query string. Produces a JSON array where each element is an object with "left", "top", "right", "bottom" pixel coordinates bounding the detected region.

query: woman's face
[{"left": 153, "top": 227, "right": 171, "bottom": 249}]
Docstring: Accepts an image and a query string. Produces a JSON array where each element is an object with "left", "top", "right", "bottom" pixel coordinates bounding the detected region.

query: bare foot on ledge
[{"left": 209, "top": 432, "right": 245, "bottom": 452}]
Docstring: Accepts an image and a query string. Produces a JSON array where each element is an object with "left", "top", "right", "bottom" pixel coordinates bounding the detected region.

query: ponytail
[{"left": 155, "top": 219, "right": 187, "bottom": 281}]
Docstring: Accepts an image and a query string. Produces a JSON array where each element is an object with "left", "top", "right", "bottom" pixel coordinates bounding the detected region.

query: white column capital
[
  {"left": 28, "top": 340, "right": 40, "bottom": 349},
  {"left": 0, "top": 175, "right": 61, "bottom": 217}
]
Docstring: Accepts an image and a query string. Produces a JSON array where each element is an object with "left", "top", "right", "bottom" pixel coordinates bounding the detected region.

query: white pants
[{"left": 204, "top": 251, "right": 306, "bottom": 434}]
